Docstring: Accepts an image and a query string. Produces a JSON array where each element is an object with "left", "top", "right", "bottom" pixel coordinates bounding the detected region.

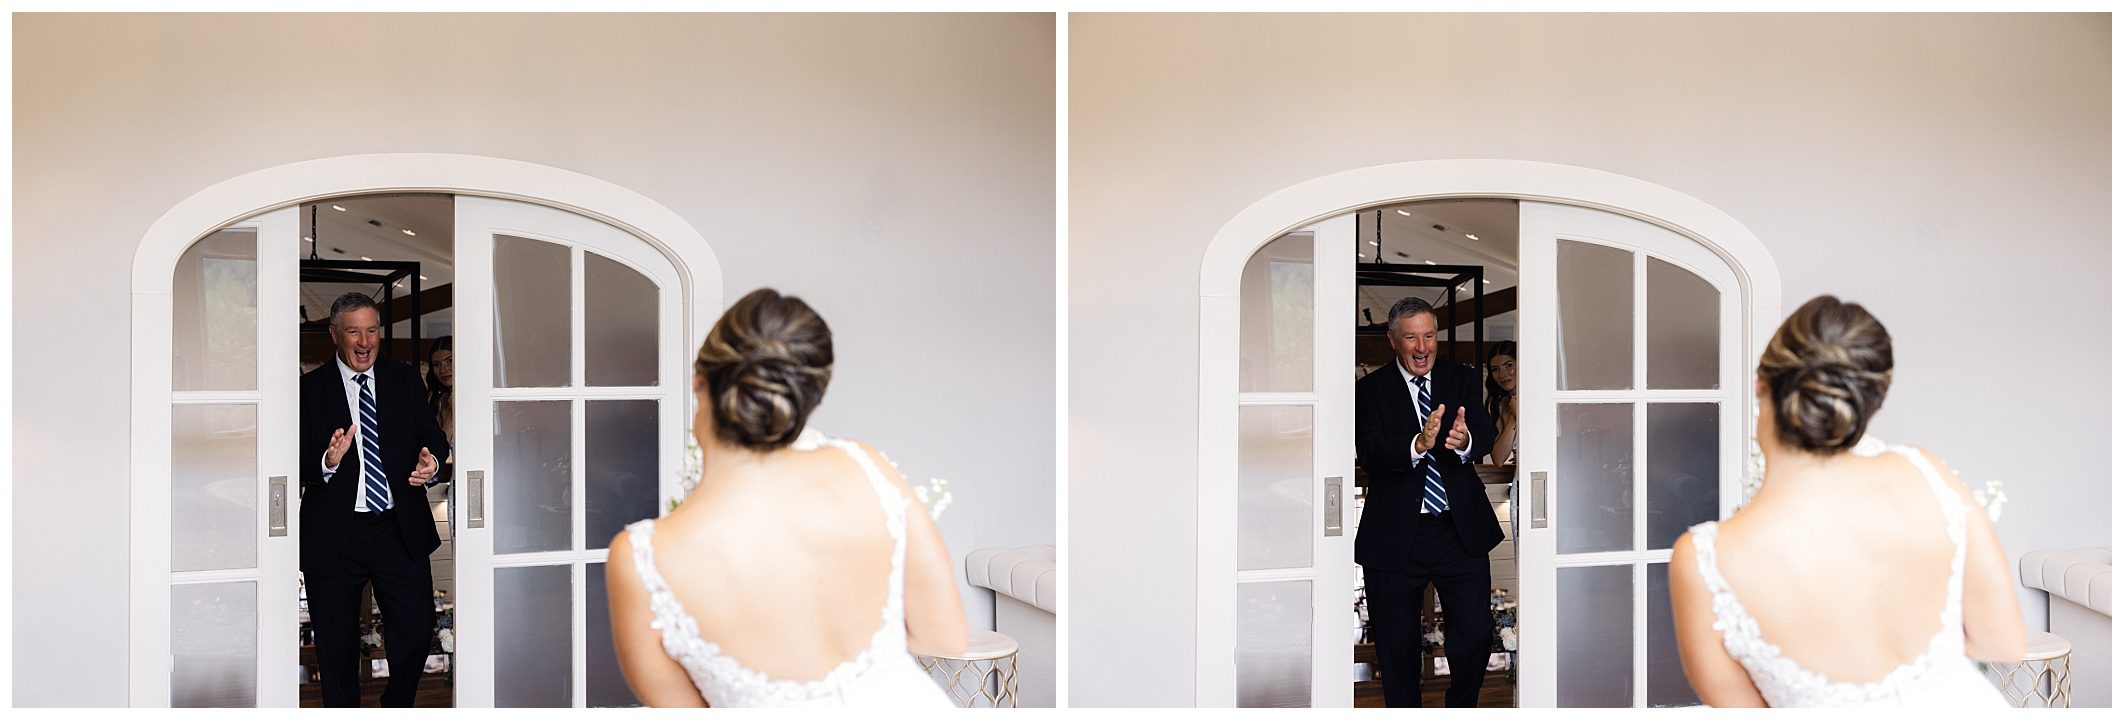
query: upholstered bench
[
  {"left": 2020, "top": 547, "right": 2110, "bottom": 707},
  {"left": 964, "top": 544, "right": 1056, "bottom": 707}
]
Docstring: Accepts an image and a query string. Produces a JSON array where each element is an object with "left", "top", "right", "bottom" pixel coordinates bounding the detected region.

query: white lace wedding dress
[
  {"left": 622, "top": 438, "right": 952, "bottom": 707},
  {"left": 1685, "top": 445, "right": 2008, "bottom": 707}
]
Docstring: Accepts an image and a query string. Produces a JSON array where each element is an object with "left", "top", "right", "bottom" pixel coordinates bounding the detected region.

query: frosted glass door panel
[
  {"left": 1558, "top": 565, "right": 1634, "bottom": 708},
  {"left": 1556, "top": 240, "right": 1633, "bottom": 390},
  {"left": 496, "top": 564, "right": 574, "bottom": 707},
  {"left": 1238, "top": 406, "right": 1313, "bottom": 571},
  {"left": 1239, "top": 233, "right": 1314, "bottom": 393},
  {"left": 1236, "top": 580, "right": 1313, "bottom": 708},
  {"left": 585, "top": 564, "right": 640, "bottom": 707},
  {"left": 1648, "top": 403, "right": 1719, "bottom": 550},
  {"left": 1558, "top": 403, "right": 1633, "bottom": 554},
  {"left": 586, "top": 400, "right": 660, "bottom": 551},
  {"left": 495, "top": 401, "right": 573, "bottom": 554},
  {"left": 1647, "top": 258, "right": 1721, "bottom": 390},
  {"left": 494, "top": 235, "right": 572, "bottom": 388},
  {"left": 171, "top": 581, "right": 258, "bottom": 707},
  {"left": 172, "top": 404, "right": 258, "bottom": 572},
  {"left": 585, "top": 253, "right": 659, "bottom": 387},
  {"left": 173, "top": 228, "right": 258, "bottom": 391},
  {"left": 1647, "top": 565, "right": 1700, "bottom": 707}
]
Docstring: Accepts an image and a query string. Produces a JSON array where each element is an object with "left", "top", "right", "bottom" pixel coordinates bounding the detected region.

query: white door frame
[
  {"left": 1195, "top": 159, "right": 1780, "bottom": 706},
  {"left": 128, "top": 153, "right": 723, "bottom": 706}
]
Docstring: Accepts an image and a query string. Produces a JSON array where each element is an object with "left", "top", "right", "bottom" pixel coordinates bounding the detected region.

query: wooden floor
[
  {"left": 1355, "top": 673, "right": 1515, "bottom": 708},
  {"left": 298, "top": 673, "right": 454, "bottom": 708}
]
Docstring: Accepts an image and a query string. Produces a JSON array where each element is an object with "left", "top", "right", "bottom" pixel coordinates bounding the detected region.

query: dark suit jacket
[
  {"left": 299, "top": 359, "right": 451, "bottom": 573},
  {"left": 1355, "top": 360, "right": 1503, "bottom": 568}
]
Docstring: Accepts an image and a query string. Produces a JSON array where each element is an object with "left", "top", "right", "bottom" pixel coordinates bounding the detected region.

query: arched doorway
[
  {"left": 1195, "top": 160, "right": 1781, "bottom": 707},
  {"left": 128, "top": 154, "right": 722, "bottom": 707}
]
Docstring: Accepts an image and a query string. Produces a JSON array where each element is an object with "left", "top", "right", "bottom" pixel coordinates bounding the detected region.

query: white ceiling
[{"left": 1355, "top": 198, "right": 1518, "bottom": 339}]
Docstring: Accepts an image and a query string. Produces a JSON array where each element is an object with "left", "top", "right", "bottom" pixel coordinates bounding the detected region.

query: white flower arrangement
[
  {"left": 1968, "top": 473, "right": 2008, "bottom": 522},
  {"left": 437, "top": 628, "right": 454, "bottom": 654},
  {"left": 911, "top": 476, "right": 954, "bottom": 521},
  {"left": 1499, "top": 626, "right": 1518, "bottom": 653}
]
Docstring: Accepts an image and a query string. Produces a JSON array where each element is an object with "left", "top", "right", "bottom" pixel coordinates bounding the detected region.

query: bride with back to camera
[
  {"left": 1669, "top": 295, "right": 2024, "bottom": 707},
  {"left": 605, "top": 288, "right": 967, "bottom": 707}
]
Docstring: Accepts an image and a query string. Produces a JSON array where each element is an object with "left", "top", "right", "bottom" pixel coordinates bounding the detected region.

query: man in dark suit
[
  {"left": 1356, "top": 297, "right": 1500, "bottom": 708},
  {"left": 300, "top": 292, "right": 450, "bottom": 707}
]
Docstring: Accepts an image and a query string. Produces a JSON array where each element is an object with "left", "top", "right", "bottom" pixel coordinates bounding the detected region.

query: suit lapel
[{"left": 1386, "top": 363, "right": 1421, "bottom": 438}]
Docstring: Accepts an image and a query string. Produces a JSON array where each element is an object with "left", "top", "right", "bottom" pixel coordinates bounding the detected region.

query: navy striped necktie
[
  {"left": 355, "top": 374, "right": 391, "bottom": 512},
  {"left": 1414, "top": 375, "right": 1447, "bottom": 514}
]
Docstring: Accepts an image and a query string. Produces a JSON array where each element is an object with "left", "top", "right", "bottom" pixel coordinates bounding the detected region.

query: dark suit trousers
[
  {"left": 1363, "top": 511, "right": 1493, "bottom": 708},
  {"left": 307, "top": 506, "right": 436, "bottom": 708}
]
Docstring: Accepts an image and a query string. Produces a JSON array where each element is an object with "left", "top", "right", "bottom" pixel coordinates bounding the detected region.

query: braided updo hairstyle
[
  {"left": 695, "top": 288, "right": 834, "bottom": 451},
  {"left": 1756, "top": 295, "right": 1894, "bottom": 455}
]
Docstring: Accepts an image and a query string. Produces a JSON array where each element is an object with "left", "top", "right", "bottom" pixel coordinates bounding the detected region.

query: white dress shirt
[
  {"left": 1395, "top": 360, "right": 1474, "bottom": 467},
  {"left": 320, "top": 357, "right": 389, "bottom": 512}
]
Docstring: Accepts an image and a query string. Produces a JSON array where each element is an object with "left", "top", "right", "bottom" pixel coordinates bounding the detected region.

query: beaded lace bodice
[
  {"left": 623, "top": 438, "right": 911, "bottom": 707},
  {"left": 1686, "top": 445, "right": 1976, "bottom": 707}
]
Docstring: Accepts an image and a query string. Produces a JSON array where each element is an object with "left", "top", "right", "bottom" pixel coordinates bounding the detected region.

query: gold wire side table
[
  {"left": 1987, "top": 630, "right": 2072, "bottom": 707},
  {"left": 918, "top": 630, "right": 1020, "bottom": 707}
]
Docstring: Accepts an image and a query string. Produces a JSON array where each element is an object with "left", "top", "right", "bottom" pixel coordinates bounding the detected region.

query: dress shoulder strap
[
  {"left": 824, "top": 439, "right": 910, "bottom": 639},
  {"left": 828, "top": 440, "right": 909, "bottom": 539},
  {"left": 624, "top": 518, "right": 672, "bottom": 597},
  {"left": 1886, "top": 446, "right": 1970, "bottom": 551},
  {"left": 1687, "top": 521, "right": 1774, "bottom": 656},
  {"left": 1886, "top": 446, "right": 1970, "bottom": 622}
]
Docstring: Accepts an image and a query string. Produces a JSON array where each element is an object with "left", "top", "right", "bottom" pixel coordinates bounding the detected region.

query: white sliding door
[
  {"left": 1514, "top": 201, "right": 1742, "bottom": 707},
  {"left": 1221, "top": 214, "right": 1357, "bottom": 707},
  {"left": 451, "top": 196, "right": 685, "bottom": 707},
  {"left": 134, "top": 207, "right": 302, "bottom": 706}
]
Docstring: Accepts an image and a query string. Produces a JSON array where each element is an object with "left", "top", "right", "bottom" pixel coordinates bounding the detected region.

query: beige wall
[
  {"left": 1070, "top": 13, "right": 2109, "bottom": 706},
  {"left": 13, "top": 13, "right": 1055, "bottom": 706}
]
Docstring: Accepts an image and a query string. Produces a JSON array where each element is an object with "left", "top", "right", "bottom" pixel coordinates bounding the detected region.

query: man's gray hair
[
  {"left": 328, "top": 292, "right": 379, "bottom": 327},
  {"left": 1386, "top": 296, "right": 1438, "bottom": 329}
]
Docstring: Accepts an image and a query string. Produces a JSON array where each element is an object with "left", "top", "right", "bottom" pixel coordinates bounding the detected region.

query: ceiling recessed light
[
  {"left": 402, "top": 229, "right": 417, "bottom": 236},
  {"left": 1424, "top": 260, "right": 1436, "bottom": 265},
  {"left": 1369, "top": 240, "right": 1380, "bottom": 246},
  {"left": 303, "top": 236, "right": 313, "bottom": 242},
  {"left": 1465, "top": 233, "right": 1479, "bottom": 241},
  {"left": 1483, "top": 279, "right": 1492, "bottom": 284},
  {"left": 360, "top": 256, "right": 373, "bottom": 261},
  {"left": 1396, "top": 209, "right": 1411, "bottom": 217},
  {"left": 419, "top": 275, "right": 429, "bottom": 281},
  {"left": 331, "top": 204, "right": 346, "bottom": 212},
  {"left": 1358, "top": 252, "right": 1366, "bottom": 258}
]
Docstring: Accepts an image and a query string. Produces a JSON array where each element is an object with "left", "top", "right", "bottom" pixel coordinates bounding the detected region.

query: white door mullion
[
  {"left": 1237, "top": 392, "right": 1317, "bottom": 406},
  {"left": 1633, "top": 562, "right": 1648, "bottom": 708},
  {"left": 171, "top": 391, "right": 263, "bottom": 404},
  {"left": 170, "top": 568, "right": 265, "bottom": 585},
  {"left": 573, "top": 560, "right": 588, "bottom": 708}
]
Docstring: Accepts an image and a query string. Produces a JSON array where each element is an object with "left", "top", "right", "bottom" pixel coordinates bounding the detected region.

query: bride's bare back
[
  {"left": 1706, "top": 451, "right": 1956, "bottom": 680},
  {"left": 607, "top": 440, "right": 967, "bottom": 706},
  {"left": 649, "top": 444, "right": 898, "bottom": 678},
  {"left": 1671, "top": 446, "right": 2025, "bottom": 706}
]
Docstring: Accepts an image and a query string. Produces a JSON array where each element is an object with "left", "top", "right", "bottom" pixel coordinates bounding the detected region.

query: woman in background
[
  {"left": 424, "top": 336, "right": 454, "bottom": 485},
  {"left": 1669, "top": 296, "right": 2023, "bottom": 706},
  {"left": 1483, "top": 341, "right": 1517, "bottom": 465},
  {"left": 605, "top": 288, "right": 966, "bottom": 707}
]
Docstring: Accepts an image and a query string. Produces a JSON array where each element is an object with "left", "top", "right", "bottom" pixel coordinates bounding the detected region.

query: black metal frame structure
[
  {"left": 301, "top": 260, "right": 423, "bottom": 365},
  {"left": 1356, "top": 263, "right": 1484, "bottom": 367}
]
